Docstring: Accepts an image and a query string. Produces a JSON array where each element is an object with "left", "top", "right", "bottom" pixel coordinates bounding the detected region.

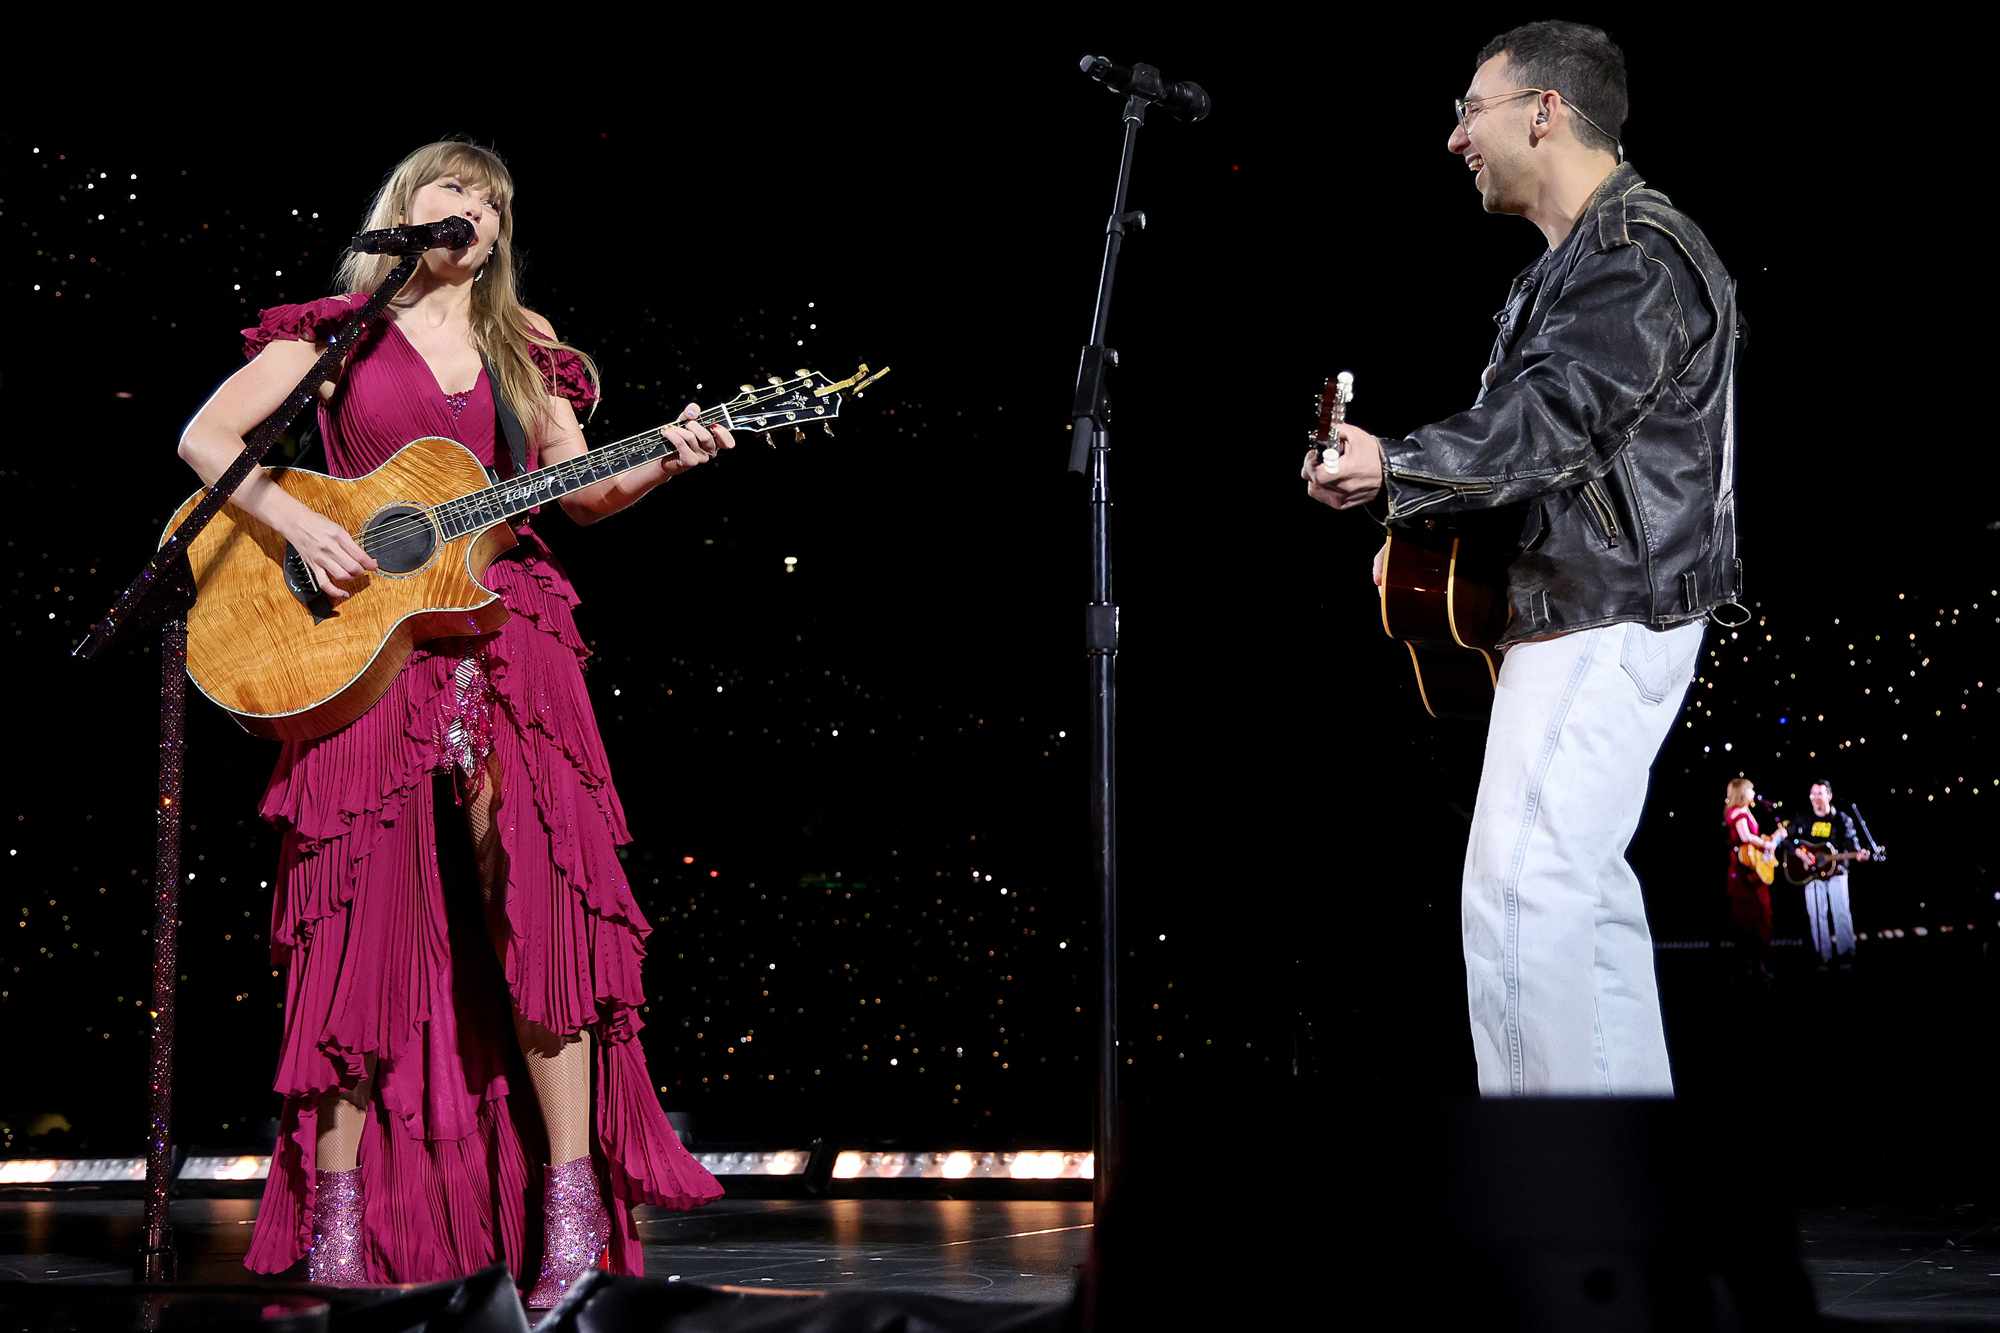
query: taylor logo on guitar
[
  {"left": 166, "top": 364, "right": 889, "bottom": 741},
  {"left": 1310, "top": 371, "right": 1509, "bottom": 721}
]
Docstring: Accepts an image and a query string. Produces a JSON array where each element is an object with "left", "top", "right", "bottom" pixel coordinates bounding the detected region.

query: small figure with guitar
[
  {"left": 1300, "top": 21, "right": 1742, "bottom": 1096},
  {"left": 1723, "top": 778, "right": 1786, "bottom": 984},
  {"left": 1785, "top": 780, "right": 1880, "bottom": 968}
]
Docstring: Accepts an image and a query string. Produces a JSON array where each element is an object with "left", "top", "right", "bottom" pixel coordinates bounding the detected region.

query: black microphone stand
[
  {"left": 1067, "top": 60, "right": 1204, "bottom": 1214},
  {"left": 1850, "top": 802, "right": 1884, "bottom": 859},
  {"left": 73, "top": 253, "right": 423, "bottom": 1280}
]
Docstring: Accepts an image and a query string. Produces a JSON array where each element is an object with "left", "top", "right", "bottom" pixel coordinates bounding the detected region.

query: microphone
[
  {"left": 348, "top": 216, "right": 477, "bottom": 256},
  {"left": 1079, "top": 55, "right": 1211, "bottom": 122}
]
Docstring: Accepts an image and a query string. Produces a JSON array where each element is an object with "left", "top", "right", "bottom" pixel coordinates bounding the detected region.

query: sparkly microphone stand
[
  {"left": 72, "top": 252, "right": 424, "bottom": 1281},
  {"left": 1067, "top": 56, "right": 1208, "bottom": 1214}
]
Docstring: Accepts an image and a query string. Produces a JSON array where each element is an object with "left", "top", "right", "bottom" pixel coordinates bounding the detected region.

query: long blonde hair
[
  {"left": 334, "top": 140, "right": 600, "bottom": 442},
  {"left": 1725, "top": 777, "right": 1755, "bottom": 809}
]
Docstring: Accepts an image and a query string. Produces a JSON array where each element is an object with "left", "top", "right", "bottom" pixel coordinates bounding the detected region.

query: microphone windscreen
[{"left": 434, "top": 216, "right": 476, "bottom": 249}]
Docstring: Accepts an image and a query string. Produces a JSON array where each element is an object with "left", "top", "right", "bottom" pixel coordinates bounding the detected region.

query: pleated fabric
[{"left": 237, "top": 296, "right": 721, "bottom": 1284}]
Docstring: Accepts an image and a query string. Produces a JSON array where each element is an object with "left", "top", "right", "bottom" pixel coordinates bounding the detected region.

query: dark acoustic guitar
[
  {"left": 1782, "top": 839, "right": 1887, "bottom": 886},
  {"left": 1310, "top": 371, "right": 1509, "bottom": 721}
]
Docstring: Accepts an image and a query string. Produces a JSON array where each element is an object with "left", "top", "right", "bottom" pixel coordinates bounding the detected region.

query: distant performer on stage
[
  {"left": 1301, "top": 20, "right": 1741, "bottom": 1093},
  {"left": 175, "top": 141, "right": 726, "bottom": 1302},
  {"left": 1723, "top": 779, "right": 1785, "bottom": 984},
  {"left": 1792, "top": 779, "right": 1873, "bottom": 969}
]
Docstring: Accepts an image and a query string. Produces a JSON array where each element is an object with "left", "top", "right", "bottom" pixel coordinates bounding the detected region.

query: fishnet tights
[{"left": 315, "top": 759, "right": 593, "bottom": 1171}]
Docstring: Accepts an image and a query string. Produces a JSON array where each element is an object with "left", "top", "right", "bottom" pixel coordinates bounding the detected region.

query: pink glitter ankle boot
[
  {"left": 525, "top": 1156, "right": 610, "bottom": 1308},
  {"left": 306, "top": 1166, "right": 367, "bottom": 1285}
]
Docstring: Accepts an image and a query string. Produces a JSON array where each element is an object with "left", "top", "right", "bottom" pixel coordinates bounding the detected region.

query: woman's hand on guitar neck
[
  {"left": 1300, "top": 424, "right": 1385, "bottom": 510},
  {"left": 281, "top": 508, "right": 378, "bottom": 602},
  {"left": 656, "top": 403, "right": 735, "bottom": 481}
]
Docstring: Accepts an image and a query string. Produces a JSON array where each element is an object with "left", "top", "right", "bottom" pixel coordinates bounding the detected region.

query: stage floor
[
  {"left": 6, "top": 1196, "right": 2000, "bottom": 1323},
  {"left": 0, "top": 1196, "right": 1089, "bottom": 1308}
]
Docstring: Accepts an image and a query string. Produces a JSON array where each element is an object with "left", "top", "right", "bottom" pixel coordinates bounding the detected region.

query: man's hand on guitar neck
[{"left": 1301, "top": 424, "right": 1385, "bottom": 511}]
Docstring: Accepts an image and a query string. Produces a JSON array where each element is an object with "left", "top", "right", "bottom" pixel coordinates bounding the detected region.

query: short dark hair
[
  {"left": 1810, "top": 779, "right": 1834, "bottom": 795},
  {"left": 1476, "top": 21, "right": 1627, "bottom": 157}
]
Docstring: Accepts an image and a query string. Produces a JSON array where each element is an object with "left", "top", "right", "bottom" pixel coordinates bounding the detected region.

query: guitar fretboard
[{"left": 431, "top": 403, "right": 732, "bottom": 540}]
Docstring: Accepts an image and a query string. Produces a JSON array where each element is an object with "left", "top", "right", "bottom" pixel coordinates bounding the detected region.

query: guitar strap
[
  {"left": 286, "top": 350, "right": 529, "bottom": 482},
  {"left": 488, "top": 356, "right": 530, "bottom": 480}
]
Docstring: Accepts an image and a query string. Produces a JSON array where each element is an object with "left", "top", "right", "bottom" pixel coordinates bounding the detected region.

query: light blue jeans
[
  {"left": 1804, "top": 871, "right": 1855, "bottom": 960},
  {"left": 1462, "top": 618, "right": 1705, "bottom": 1095}
]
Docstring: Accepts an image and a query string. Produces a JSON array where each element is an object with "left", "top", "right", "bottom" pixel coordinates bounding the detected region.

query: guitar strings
[
  {"left": 379, "top": 406, "right": 730, "bottom": 547},
  {"left": 351, "top": 437, "right": 658, "bottom": 555},
  {"left": 348, "top": 380, "right": 826, "bottom": 553},
  {"left": 347, "top": 398, "right": 763, "bottom": 556}
]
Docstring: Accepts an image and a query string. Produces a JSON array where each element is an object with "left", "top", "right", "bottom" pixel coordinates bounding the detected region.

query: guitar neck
[
  {"left": 433, "top": 406, "right": 727, "bottom": 539},
  {"left": 426, "top": 362, "right": 887, "bottom": 538}
]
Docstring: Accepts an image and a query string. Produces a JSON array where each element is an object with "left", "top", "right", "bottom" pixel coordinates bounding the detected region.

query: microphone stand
[
  {"left": 73, "top": 253, "right": 423, "bottom": 1280},
  {"left": 1066, "top": 61, "right": 1202, "bottom": 1214},
  {"left": 1850, "top": 802, "right": 1884, "bottom": 859}
]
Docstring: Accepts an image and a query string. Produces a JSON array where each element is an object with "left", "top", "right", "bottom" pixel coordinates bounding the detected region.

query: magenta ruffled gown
[{"left": 236, "top": 294, "right": 721, "bottom": 1285}]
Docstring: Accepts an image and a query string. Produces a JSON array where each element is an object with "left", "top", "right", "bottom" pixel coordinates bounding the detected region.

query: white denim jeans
[
  {"left": 1462, "top": 617, "right": 1705, "bottom": 1096},
  {"left": 1804, "top": 870, "right": 1856, "bottom": 960}
]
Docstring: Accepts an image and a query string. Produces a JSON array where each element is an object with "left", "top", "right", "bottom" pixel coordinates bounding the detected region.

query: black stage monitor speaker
[
  {"left": 1082, "top": 1096, "right": 1821, "bottom": 1331},
  {"left": 537, "top": 1269, "right": 1067, "bottom": 1331},
  {"left": 0, "top": 1264, "right": 526, "bottom": 1333}
]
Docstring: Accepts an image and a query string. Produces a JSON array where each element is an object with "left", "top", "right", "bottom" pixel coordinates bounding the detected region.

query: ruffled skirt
[{"left": 243, "top": 549, "right": 721, "bottom": 1283}]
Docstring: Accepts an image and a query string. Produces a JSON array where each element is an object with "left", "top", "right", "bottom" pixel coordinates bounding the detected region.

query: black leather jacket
[{"left": 1376, "top": 163, "right": 1742, "bottom": 647}]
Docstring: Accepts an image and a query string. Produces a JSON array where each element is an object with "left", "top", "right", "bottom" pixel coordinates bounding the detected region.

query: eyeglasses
[
  {"left": 1454, "top": 86, "right": 1544, "bottom": 127},
  {"left": 1453, "top": 86, "right": 1624, "bottom": 161}
]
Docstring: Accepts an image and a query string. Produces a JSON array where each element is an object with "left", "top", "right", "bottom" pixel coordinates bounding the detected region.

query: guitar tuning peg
[
  {"left": 740, "top": 384, "right": 756, "bottom": 394},
  {"left": 768, "top": 376, "right": 785, "bottom": 386},
  {"left": 793, "top": 427, "right": 806, "bottom": 443},
  {"left": 794, "top": 369, "right": 811, "bottom": 378},
  {"left": 822, "top": 423, "right": 834, "bottom": 438}
]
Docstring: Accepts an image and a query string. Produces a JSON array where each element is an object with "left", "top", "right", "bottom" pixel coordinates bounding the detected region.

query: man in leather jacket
[{"left": 1303, "top": 20, "right": 1740, "bottom": 1095}]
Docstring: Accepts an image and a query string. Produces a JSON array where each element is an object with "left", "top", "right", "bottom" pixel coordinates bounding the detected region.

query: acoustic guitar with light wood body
[
  {"left": 166, "top": 364, "right": 888, "bottom": 741},
  {"left": 1735, "top": 821, "right": 1789, "bottom": 886}
]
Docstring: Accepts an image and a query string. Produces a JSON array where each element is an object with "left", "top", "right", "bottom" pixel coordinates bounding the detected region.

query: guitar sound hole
[{"left": 360, "top": 504, "right": 438, "bottom": 576}]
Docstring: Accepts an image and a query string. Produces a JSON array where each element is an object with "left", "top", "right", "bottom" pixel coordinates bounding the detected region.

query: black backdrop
[{"left": 1, "top": 20, "right": 1987, "bottom": 1162}]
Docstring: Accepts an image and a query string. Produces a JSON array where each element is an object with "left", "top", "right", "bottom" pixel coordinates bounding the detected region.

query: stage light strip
[
  {"left": 2, "top": 1153, "right": 815, "bottom": 1184},
  {"left": 2, "top": 1150, "right": 1091, "bottom": 1184},
  {"left": 0, "top": 1158, "right": 146, "bottom": 1183},
  {"left": 831, "top": 1151, "right": 1094, "bottom": 1180},
  {"left": 692, "top": 1151, "right": 810, "bottom": 1176},
  {"left": 181, "top": 1155, "right": 272, "bottom": 1180}
]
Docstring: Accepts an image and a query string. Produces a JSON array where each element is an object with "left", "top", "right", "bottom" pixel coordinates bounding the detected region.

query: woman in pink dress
[{"left": 175, "top": 140, "right": 725, "bottom": 1305}]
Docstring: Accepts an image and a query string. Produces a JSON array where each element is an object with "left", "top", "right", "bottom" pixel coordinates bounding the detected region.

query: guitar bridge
[{"left": 282, "top": 545, "right": 337, "bottom": 624}]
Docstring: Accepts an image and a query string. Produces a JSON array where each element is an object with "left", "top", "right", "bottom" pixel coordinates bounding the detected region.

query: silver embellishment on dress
[{"left": 441, "top": 650, "right": 496, "bottom": 795}]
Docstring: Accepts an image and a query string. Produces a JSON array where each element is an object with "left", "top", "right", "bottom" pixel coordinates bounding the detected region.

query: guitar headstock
[
  {"left": 717, "top": 363, "right": 892, "bottom": 442},
  {"left": 1311, "top": 370, "right": 1355, "bottom": 452}
]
